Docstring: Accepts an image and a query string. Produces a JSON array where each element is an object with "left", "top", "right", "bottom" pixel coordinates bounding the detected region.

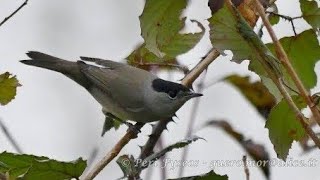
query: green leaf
[
  {"left": 140, "top": 136, "right": 203, "bottom": 169},
  {"left": 265, "top": 96, "right": 306, "bottom": 160},
  {"left": 267, "top": 29, "right": 320, "bottom": 89},
  {"left": 140, "top": 0, "right": 204, "bottom": 58},
  {"left": 209, "top": 3, "right": 254, "bottom": 63},
  {"left": 268, "top": 3, "right": 280, "bottom": 25},
  {"left": 168, "top": 170, "right": 228, "bottom": 180},
  {"left": 209, "top": 2, "right": 282, "bottom": 101},
  {"left": 300, "top": 0, "right": 320, "bottom": 29},
  {"left": 101, "top": 114, "right": 122, "bottom": 136},
  {"left": 0, "top": 72, "right": 21, "bottom": 105},
  {"left": 224, "top": 75, "right": 276, "bottom": 118},
  {"left": 269, "top": 14, "right": 280, "bottom": 25},
  {"left": 127, "top": 44, "right": 160, "bottom": 63},
  {"left": 23, "top": 158, "right": 86, "bottom": 180},
  {"left": 0, "top": 151, "right": 86, "bottom": 180}
]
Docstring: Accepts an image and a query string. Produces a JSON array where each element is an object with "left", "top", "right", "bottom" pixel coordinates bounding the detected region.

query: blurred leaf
[
  {"left": 0, "top": 151, "right": 86, "bottom": 180},
  {"left": 224, "top": 75, "right": 276, "bottom": 118},
  {"left": 300, "top": 0, "right": 320, "bottom": 29},
  {"left": 116, "top": 155, "right": 138, "bottom": 179},
  {"left": 269, "top": 13, "right": 280, "bottom": 25},
  {"left": 140, "top": 136, "right": 203, "bottom": 169},
  {"left": 267, "top": 29, "right": 320, "bottom": 89},
  {"left": 168, "top": 170, "right": 228, "bottom": 180},
  {"left": 127, "top": 44, "right": 182, "bottom": 72},
  {"left": 127, "top": 44, "right": 160, "bottom": 64},
  {"left": 0, "top": 72, "right": 21, "bottom": 105},
  {"left": 140, "top": 0, "right": 204, "bottom": 58},
  {"left": 203, "top": 120, "right": 270, "bottom": 178},
  {"left": 266, "top": 96, "right": 306, "bottom": 160}
]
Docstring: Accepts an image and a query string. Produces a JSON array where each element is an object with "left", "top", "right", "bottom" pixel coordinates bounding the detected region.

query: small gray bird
[{"left": 21, "top": 51, "right": 202, "bottom": 124}]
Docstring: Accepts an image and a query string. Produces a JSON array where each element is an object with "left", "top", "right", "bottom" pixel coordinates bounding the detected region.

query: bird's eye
[{"left": 167, "top": 91, "right": 177, "bottom": 99}]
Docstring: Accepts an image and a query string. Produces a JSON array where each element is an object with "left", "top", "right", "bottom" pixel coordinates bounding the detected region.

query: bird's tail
[
  {"left": 21, "top": 51, "right": 76, "bottom": 73},
  {"left": 20, "top": 51, "right": 91, "bottom": 88}
]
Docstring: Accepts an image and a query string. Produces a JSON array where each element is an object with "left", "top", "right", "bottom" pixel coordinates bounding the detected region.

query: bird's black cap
[{"left": 152, "top": 78, "right": 190, "bottom": 95}]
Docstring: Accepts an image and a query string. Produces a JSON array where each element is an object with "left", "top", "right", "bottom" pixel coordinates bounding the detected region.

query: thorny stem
[
  {"left": 178, "top": 74, "right": 206, "bottom": 177},
  {"left": 253, "top": 0, "right": 320, "bottom": 147}
]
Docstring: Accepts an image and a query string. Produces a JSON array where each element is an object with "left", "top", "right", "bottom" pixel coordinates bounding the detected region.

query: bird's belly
[{"left": 89, "top": 87, "right": 164, "bottom": 122}]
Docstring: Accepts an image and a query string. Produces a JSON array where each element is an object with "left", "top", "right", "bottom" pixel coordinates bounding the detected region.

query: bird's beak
[{"left": 186, "top": 92, "right": 203, "bottom": 99}]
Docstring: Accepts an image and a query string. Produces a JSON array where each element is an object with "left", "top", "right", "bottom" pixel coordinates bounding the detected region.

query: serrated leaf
[
  {"left": 0, "top": 72, "right": 21, "bottom": 105},
  {"left": 23, "top": 158, "right": 86, "bottom": 180},
  {"left": 266, "top": 96, "right": 306, "bottom": 160},
  {"left": 224, "top": 75, "right": 276, "bottom": 118},
  {"left": 0, "top": 151, "right": 86, "bottom": 180},
  {"left": 140, "top": 0, "right": 204, "bottom": 58},
  {"left": 209, "top": 2, "right": 283, "bottom": 101},
  {"left": 140, "top": 136, "right": 203, "bottom": 169},
  {"left": 209, "top": 3, "right": 253, "bottom": 62},
  {"left": 300, "top": 0, "right": 320, "bottom": 29},
  {"left": 267, "top": 29, "right": 320, "bottom": 89},
  {"left": 168, "top": 170, "right": 228, "bottom": 180}
]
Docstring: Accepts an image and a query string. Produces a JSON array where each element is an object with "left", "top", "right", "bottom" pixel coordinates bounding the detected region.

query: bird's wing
[
  {"left": 78, "top": 62, "right": 145, "bottom": 111},
  {"left": 79, "top": 57, "right": 125, "bottom": 69}
]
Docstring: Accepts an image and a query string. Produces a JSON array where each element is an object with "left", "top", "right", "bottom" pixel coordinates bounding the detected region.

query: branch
[
  {"left": 138, "top": 49, "right": 220, "bottom": 163},
  {"left": 0, "top": 0, "right": 29, "bottom": 27},
  {"left": 266, "top": 11, "right": 299, "bottom": 35},
  {"left": 178, "top": 75, "right": 206, "bottom": 176},
  {"left": 252, "top": 0, "right": 320, "bottom": 148},
  {"left": 83, "top": 122, "right": 145, "bottom": 180},
  {"left": 0, "top": 119, "right": 23, "bottom": 153}
]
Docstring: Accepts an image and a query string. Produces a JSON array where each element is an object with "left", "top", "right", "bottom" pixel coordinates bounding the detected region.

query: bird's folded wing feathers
[
  {"left": 78, "top": 62, "right": 145, "bottom": 111},
  {"left": 80, "top": 57, "right": 124, "bottom": 69}
]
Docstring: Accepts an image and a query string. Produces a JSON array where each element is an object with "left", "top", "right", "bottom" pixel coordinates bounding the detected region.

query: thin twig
[
  {"left": 0, "top": 0, "right": 29, "bottom": 27},
  {"left": 178, "top": 74, "right": 206, "bottom": 176},
  {"left": 138, "top": 49, "right": 220, "bottom": 166},
  {"left": 253, "top": 0, "right": 320, "bottom": 147},
  {"left": 242, "top": 156, "right": 250, "bottom": 180},
  {"left": 266, "top": 11, "right": 299, "bottom": 36},
  {"left": 157, "top": 137, "right": 167, "bottom": 180},
  {"left": 0, "top": 119, "right": 23, "bottom": 153}
]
